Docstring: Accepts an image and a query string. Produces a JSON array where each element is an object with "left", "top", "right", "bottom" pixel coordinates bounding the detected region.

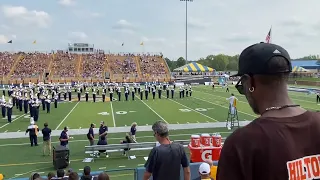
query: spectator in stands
[
  {"left": 143, "top": 120, "right": 190, "bottom": 180},
  {"left": 204, "top": 160, "right": 217, "bottom": 180},
  {"left": 56, "top": 169, "right": 65, "bottom": 179},
  {"left": 42, "top": 122, "right": 52, "bottom": 156},
  {"left": 30, "top": 173, "right": 41, "bottom": 180},
  {"left": 97, "top": 172, "right": 109, "bottom": 180},
  {"left": 47, "top": 172, "right": 55, "bottom": 180},
  {"left": 81, "top": 166, "right": 92, "bottom": 180},
  {"left": 68, "top": 172, "right": 79, "bottom": 180},
  {"left": 195, "top": 163, "right": 213, "bottom": 180},
  {"left": 217, "top": 43, "right": 320, "bottom": 179}
]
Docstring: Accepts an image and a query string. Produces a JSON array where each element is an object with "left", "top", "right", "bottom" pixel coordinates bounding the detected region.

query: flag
[
  {"left": 140, "top": 42, "right": 144, "bottom": 46},
  {"left": 265, "top": 28, "right": 271, "bottom": 43},
  {"left": 32, "top": 40, "right": 37, "bottom": 44},
  {"left": 7, "top": 40, "right": 12, "bottom": 43},
  {"left": 122, "top": 43, "right": 124, "bottom": 46}
]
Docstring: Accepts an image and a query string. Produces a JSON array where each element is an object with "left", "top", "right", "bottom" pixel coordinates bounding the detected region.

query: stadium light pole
[{"left": 180, "top": 0, "right": 193, "bottom": 63}]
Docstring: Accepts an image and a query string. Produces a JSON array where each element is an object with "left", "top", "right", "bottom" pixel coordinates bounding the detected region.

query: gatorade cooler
[
  {"left": 201, "top": 134, "right": 211, "bottom": 146},
  {"left": 212, "top": 133, "right": 222, "bottom": 147},
  {"left": 188, "top": 146, "right": 222, "bottom": 162},
  {"left": 191, "top": 135, "right": 201, "bottom": 147}
]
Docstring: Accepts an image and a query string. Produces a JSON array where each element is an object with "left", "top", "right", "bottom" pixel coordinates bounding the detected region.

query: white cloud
[
  {"left": 1, "top": 5, "right": 50, "bottom": 28},
  {"left": 58, "top": 0, "right": 75, "bottom": 6},
  {"left": 112, "top": 20, "right": 136, "bottom": 33},
  {"left": 0, "top": 24, "right": 10, "bottom": 30},
  {"left": 68, "top": 31, "right": 88, "bottom": 40},
  {"left": 11, "top": 34, "right": 17, "bottom": 39},
  {"left": 90, "top": 12, "right": 103, "bottom": 18},
  {"left": 0, "top": 35, "right": 9, "bottom": 44}
]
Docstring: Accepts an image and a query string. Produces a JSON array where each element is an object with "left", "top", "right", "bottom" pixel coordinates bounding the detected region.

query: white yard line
[
  {"left": 0, "top": 114, "right": 25, "bottom": 129},
  {"left": 11, "top": 167, "right": 50, "bottom": 179},
  {"left": 192, "top": 94, "right": 257, "bottom": 118},
  {"left": 0, "top": 132, "right": 232, "bottom": 147},
  {"left": 110, "top": 102, "right": 116, "bottom": 127},
  {"left": 136, "top": 95, "right": 168, "bottom": 124},
  {"left": 166, "top": 97, "right": 218, "bottom": 122},
  {"left": 55, "top": 102, "right": 80, "bottom": 130}
]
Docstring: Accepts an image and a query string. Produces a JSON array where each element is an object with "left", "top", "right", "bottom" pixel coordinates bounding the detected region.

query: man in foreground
[
  {"left": 143, "top": 120, "right": 190, "bottom": 180},
  {"left": 217, "top": 43, "right": 320, "bottom": 180}
]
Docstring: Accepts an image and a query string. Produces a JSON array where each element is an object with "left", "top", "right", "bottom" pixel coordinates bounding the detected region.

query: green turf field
[
  {"left": 0, "top": 85, "right": 319, "bottom": 179},
  {"left": 0, "top": 85, "right": 319, "bottom": 133},
  {"left": 0, "top": 128, "right": 231, "bottom": 179}
]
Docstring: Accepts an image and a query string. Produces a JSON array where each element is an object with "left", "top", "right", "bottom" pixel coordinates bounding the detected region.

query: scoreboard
[{"left": 68, "top": 43, "right": 94, "bottom": 53}]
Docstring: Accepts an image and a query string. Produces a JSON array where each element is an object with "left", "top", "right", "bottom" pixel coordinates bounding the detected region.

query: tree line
[{"left": 165, "top": 54, "right": 320, "bottom": 71}]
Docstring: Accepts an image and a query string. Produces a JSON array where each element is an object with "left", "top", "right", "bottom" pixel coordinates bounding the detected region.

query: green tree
[
  {"left": 164, "top": 57, "right": 177, "bottom": 71},
  {"left": 176, "top": 57, "right": 186, "bottom": 67}
]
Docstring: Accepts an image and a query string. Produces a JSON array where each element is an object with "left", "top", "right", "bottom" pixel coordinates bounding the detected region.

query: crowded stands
[
  {"left": 0, "top": 52, "right": 17, "bottom": 78},
  {"left": 52, "top": 52, "right": 78, "bottom": 78},
  {"left": 107, "top": 54, "right": 139, "bottom": 79},
  {"left": 12, "top": 52, "right": 51, "bottom": 79},
  {"left": 139, "top": 54, "right": 168, "bottom": 79},
  {"left": 81, "top": 53, "right": 106, "bottom": 79}
]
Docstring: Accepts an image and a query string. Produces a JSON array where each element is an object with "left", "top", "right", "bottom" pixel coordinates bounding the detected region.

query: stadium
[{"left": 1, "top": 1, "right": 320, "bottom": 180}]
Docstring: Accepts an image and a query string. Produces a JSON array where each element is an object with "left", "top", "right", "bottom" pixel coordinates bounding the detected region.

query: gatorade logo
[
  {"left": 286, "top": 155, "right": 320, "bottom": 180},
  {"left": 201, "top": 150, "right": 212, "bottom": 161}
]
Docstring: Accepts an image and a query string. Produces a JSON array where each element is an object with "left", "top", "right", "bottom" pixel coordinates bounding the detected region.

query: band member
[
  {"left": 138, "top": 86, "right": 141, "bottom": 94},
  {"left": 58, "top": 86, "right": 61, "bottom": 100},
  {"left": 171, "top": 85, "right": 175, "bottom": 99},
  {"left": 54, "top": 92, "right": 58, "bottom": 108},
  {"left": 68, "top": 86, "right": 72, "bottom": 101},
  {"left": 158, "top": 84, "right": 162, "bottom": 99},
  {"left": 26, "top": 118, "right": 39, "bottom": 146},
  {"left": 6, "top": 99, "right": 13, "bottom": 123},
  {"left": 45, "top": 95, "right": 51, "bottom": 113},
  {"left": 166, "top": 86, "right": 170, "bottom": 99},
  {"left": 109, "top": 87, "right": 113, "bottom": 102},
  {"left": 179, "top": 86, "right": 183, "bottom": 99},
  {"left": 18, "top": 92, "right": 23, "bottom": 112},
  {"left": 145, "top": 87, "right": 149, "bottom": 100},
  {"left": 189, "top": 85, "right": 192, "bottom": 97},
  {"left": 29, "top": 96, "right": 34, "bottom": 117},
  {"left": 77, "top": 88, "right": 81, "bottom": 101},
  {"left": 63, "top": 87, "right": 67, "bottom": 100},
  {"left": 185, "top": 85, "right": 189, "bottom": 97},
  {"left": 140, "top": 88, "right": 143, "bottom": 100},
  {"left": 152, "top": 86, "right": 156, "bottom": 100},
  {"left": 85, "top": 88, "right": 89, "bottom": 102},
  {"left": 117, "top": 87, "right": 121, "bottom": 101},
  {"left": 23, "top": 92, "right": 29, "bottom": 114},
  {"left": 1, "top": 96, "right": 6, "bottom": 118},
  {"left": 92, "top": 88, "right": 96, "bottom": 103},
  {"left": 131, "top": 86, "right": 135, "bottom": 101},
  {"left": 212, "top": 82, "right": 215, "bottom": 90},
  {"left": 33, "top": 98, "right": 40, "bottom": 122},
  {"left": 41, "top": 92, "right": 46, "bottom": 111},
  {"left": 125, "top": 87, "right": 129, "bottom": 101},
  {"left": 2, "top": 85, "right": 5, "bottom": 96},
  {"left": 102, "top": 90, "right": 106, "bottom": 103},
  {"left": 134, "top": 83, "right": 137, "bottom": 93},
  {"left": 225, "top": 83, "right": 229, "bottom": 92}
]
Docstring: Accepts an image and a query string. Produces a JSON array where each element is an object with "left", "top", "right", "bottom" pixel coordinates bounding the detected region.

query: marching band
[{"left": 0, "top": 82, "right": 193, "bottom": 123}]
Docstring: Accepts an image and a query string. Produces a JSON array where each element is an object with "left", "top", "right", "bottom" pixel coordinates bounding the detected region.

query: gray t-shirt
[{"left": 144, "top": 142, "right": 189, "bottom": 180}]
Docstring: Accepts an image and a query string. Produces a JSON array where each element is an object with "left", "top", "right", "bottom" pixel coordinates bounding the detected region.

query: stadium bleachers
[{"left": 0, "top": 52, "right": 171, "bottom": 83}]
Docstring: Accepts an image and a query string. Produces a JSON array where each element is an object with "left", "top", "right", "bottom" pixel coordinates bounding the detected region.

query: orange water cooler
[{"left": 189, "top": 133, "right": 223, "bottom": 163}]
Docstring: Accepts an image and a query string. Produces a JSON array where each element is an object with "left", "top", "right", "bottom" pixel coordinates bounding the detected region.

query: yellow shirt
[
  {"left": 211, "top": 166, "right": 218, "bottom": 180},
  {"left": 0, "top": 173, "right": 4, "bottom": 180}
]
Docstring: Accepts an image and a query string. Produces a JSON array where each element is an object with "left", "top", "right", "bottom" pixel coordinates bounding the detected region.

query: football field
[
  {"left": 0, "top": 85, "right": 319, "bottom": 133},
  {"left": 0, "top": 85, "right": 319, "bottom": 179}
]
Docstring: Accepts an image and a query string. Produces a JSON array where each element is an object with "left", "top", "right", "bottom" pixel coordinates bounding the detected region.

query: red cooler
[
  {"left": 200, "top": 134, "right": 211, "bottom": 146},
  {"left": 189, "top": 146, "right": 222, "bottom": 162},
  {"left": 212, "top": 133, "right": 222, "bottom": 147},
  {"left": 190, "top": 135, "right": 200, "bottom": 147}
]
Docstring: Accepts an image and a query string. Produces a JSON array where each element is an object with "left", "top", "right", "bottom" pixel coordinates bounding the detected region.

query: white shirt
[{"left": 226, "top": 96, "right": 238, "bottom": 106}]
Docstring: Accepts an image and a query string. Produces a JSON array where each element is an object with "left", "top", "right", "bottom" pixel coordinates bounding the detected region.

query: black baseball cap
[{"left": 232, "top": 42, "right": 292, "bottom": 77}]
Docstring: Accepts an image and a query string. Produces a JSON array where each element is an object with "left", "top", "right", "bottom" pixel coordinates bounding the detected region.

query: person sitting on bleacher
[
  {"left": 120, "top": 133, "right": 133, "bottom": 155},
  {"left": 97, "top": 137, "right": 108, "bottom": 158}
]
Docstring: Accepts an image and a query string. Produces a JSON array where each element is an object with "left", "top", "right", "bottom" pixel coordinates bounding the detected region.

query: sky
[{"left": 0, "top": 0, "right": 319, "bottom": 61}]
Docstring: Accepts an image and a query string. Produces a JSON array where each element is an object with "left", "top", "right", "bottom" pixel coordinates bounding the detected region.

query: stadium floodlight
[{"left": 180, "top": 0, "right": 194, "bottom": 63}]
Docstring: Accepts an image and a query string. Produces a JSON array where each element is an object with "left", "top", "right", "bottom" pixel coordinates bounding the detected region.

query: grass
[
  {"left": 0, "top": 85, "right": 319, "bottom": 179},
  {"left": 290, "top": 77, "right": 320, "bottom": 82}
]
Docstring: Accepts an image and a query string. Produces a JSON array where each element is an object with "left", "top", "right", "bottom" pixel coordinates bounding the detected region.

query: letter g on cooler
[{"left": 201, "top": 150, "right": 212, "bottom": 161}]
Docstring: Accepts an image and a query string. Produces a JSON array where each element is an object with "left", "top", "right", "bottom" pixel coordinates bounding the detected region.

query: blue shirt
[
  {"left": 87, "top": 127, "right": 94, "bottom": 139},
  {"left": 99, "top": 126, "right": 108, "bottom": 140},
  {"left": 130, "top": 127, "right": 136, "bottom": 135},
  {"left": 42, "top": 127, "right": 51, "bottom": 141},
  {"left": 59, "top": 131, "right": 68, "bottom": 146}
]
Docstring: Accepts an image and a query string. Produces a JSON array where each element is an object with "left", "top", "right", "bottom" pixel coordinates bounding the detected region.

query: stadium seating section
[{"left": 0, "top": 52, "right": 171, "bottom": 84}]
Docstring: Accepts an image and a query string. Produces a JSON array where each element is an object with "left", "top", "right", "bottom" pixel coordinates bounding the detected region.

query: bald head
[{"left": 97, "top": 172, "right": 109, "bottom": 180}]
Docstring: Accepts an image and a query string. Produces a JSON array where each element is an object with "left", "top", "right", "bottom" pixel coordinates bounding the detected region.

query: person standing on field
[{"left": 42, "top": 122, "right": 52, "bottom": 156}]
